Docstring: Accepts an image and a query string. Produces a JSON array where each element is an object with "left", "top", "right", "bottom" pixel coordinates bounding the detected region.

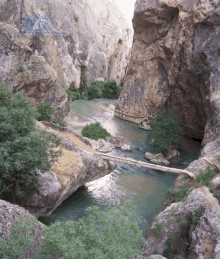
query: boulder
[
  {"left": 139, "top": 121, "right": 152, "bottom": 131},
  {"left": 145, "top": 152, "right": 170, "bottom": 166},
  {"left": 211, "top": 176, "right": 220, "bottom": 189},
  {"left": 96, "top": 139, "right": 115, "bottom": 153},
  {"left": 167, "top": 148, "right": 180, "bottom": 160},
  {"left": 121, "top": 144, "right": 132, "bottom": 151},
  {"left": 105, "top": 136, "right": 125, "bottom": 148}
]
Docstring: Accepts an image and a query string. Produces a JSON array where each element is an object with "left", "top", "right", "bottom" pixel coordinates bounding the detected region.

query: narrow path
[{"left": 96, "top": 153, "right": 194, "bottom": 178}]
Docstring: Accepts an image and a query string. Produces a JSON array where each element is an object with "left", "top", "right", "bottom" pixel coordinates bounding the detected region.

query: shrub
[
  {"left": 147, "top": 113, "right": 183, "bottom": 156},
  {"left": 176, "top": 216, "right": 182, "bottom": 223},
  {"left": 153, "top": 222, "right": 163, "bottom": 236},
  {"left": 82, "top": 122, "right": 111, "bottom": 140},
  {"left": 67, "top": 89, "right": 82, "bottom": 102},
  {"left": 35, "top": 201, "right": 146, "bottom": 259},
  {"left": 102, "top": 79, "right": 122, "bottom": 99},
  {"left": 196, "top": 166, "right": 215, "bottom": 186},
  {"left": 36, "top": 102, "right": 53, "bottom": 122},
  {"left": 52, "top": 118, "right": 67, "bottom": 127},
  {"left": 154, "top": 249, "right": 160, "bottom": 254},
  {"left": 190, "top": 209, "right": 202, "bottom": 230},
  {"left": 0, "top": 86, "right": 61, "bottom": 198},
  {"left": 87, "top": 81, "right": 103, "bottom": 99},
  {"left": 18, "top": 66, "right": 25, "bottom": 72},
  {"left": 0, "top": 215, "right": 36, "bottom": 259},
  {"left": 166, "top": 232, "right": 173, "bottom": 245},
  {"left": 163, "top": 248, "right": 172, "bottom": 259},
  {"left": 167, "top": 186, "right": 190, "bottom": 202}
]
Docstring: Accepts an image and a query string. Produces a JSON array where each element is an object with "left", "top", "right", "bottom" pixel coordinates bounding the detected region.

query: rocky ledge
[
  {"left": 15, "top": 121, "right": 116, "bottom": 217},
  {"left": 138, "top": 185, "right": 220, "bottom": 259},
  {"left": 0, "top": 199, "right": 45, "bottom": 258}
]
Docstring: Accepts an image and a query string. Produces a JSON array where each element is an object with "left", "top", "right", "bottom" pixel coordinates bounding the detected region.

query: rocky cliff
[
  {"left": 113, "top": 1, "right": 220, "bottom": 258},
  {"left": 14, "top": 121, "right": 116, "bottom": 217},
  {"left": 0, "top": 0, "right": 132, "bottom": 118},
  {"left": 0, "top": 199, "right": 45, "bottom": 258},
  {"left": 115, "top": 0, "right": 220, "bottom": 140}
]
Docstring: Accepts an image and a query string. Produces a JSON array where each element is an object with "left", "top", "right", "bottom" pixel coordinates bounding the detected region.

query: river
[{"left": 39, "top": 99, "right": 201, "bottom": 234}]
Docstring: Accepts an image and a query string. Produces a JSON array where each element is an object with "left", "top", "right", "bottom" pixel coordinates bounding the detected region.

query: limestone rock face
[
  {"left": 115, "top": 0, "right": 220, "bottom": 140},
  {"left": 105, "top": 136, "right": 125, "bottom": 148},
  {"left": 0, "top": 199, "right": 45, "bottom": 258},
  {"left": 0, "top": 0, "right": 132, "bottom": 118},
  {"left": 15, "top": 121, "right": 116, "bottom": 217},
  {"left": 138, "top": 187, "right": 220, "bottom": 259}
]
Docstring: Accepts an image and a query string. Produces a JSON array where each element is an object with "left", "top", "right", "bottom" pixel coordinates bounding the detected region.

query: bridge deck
[{"left": 97, "top": 153, "right": 194, "bottom": 178}]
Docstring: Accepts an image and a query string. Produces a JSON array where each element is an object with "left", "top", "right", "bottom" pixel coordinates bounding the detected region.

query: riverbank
[{"left": 39, "top": 99, "right": 201, "bottom": 235}]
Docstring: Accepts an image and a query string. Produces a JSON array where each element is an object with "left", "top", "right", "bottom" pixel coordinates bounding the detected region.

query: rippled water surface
[{"left": 40, "top": 99, "right": 201, "bottom": 233}]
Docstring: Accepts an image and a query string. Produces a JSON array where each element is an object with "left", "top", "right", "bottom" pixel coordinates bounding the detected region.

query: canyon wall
[
  {"left": 115, "top": 0, "right": 220, "bottom": 141},
  {"left": 0, "top": 0, "right": 132, "bottom": 118}
]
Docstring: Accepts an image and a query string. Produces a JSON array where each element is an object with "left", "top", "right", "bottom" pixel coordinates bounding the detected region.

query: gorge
[{"left": 1, "top": 0, "right": 220, "bottom": 258}]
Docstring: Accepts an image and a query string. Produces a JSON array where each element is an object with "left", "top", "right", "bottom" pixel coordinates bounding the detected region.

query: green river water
[{"left": 39, "top": 99, "right": 201, "bottom": 234}]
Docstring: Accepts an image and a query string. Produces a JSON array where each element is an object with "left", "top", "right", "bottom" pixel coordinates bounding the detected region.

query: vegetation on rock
[
  {"left": 36, "top": 102, "right": 66, "bottom": 127},
  {"left": 67, "top": 79, "right": 122, "bottom": 101},
  {"left": 0, "top": 86, "right": 61, "bottom": 199},
  {"left": 147, "top": 113, "right": 183, "bottom": 156},
  {"left": 82, "top": 122, "right": 111, "bottom": 140},
  {"left": 36, "top": 102, "right": 53, "bottom": 122},
  {"left": 0, "top": 202, "right": 146, "bottom": 259},
  {"left": 67, "top": 89, "right": 82, "bottom": 102}
]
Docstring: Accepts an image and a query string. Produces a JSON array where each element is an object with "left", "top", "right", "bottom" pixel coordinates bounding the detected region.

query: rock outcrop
[
  {"left": 115, "top": 0, "right": 220, "bottom": 140},
  {"left": 15, "top": 121, "right": 116, "bottom": 217},
  {"left": 0, "top": 0, "right": 132, "bottom": 118},
  {"left": 0, "top": 199, "right": 45, "bottom": 258},
  {"left": 138, "top": 186, "right": 220, "bottom": 259}
]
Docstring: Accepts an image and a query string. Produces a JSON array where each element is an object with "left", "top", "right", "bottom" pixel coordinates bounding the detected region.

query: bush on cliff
[
  {"left": 0, "top": 85, "right": 61, "bottom": 199},
  {"left": 36, "top": 102, "right": 53, "bottom": 122},
  {"left": 87, "top": 81, "right": 103, "bottom": 99},
  {"left": 102, "top": 79, "right": 122, "bottom": 99},
  {"left": 35, "top": 201, "right": 146, "bottom": 258},
  {"left": 147, "top": 113, "right": 183, "bottom": 156},
  {"left": 82, "top": 122, "right": 111, "bottom": 140},
  {"left": 67, "top": 89, "right": 82, "bottom": 102},
  {"left": 83, "top": 79, "right": 122, "bottom": 100}
]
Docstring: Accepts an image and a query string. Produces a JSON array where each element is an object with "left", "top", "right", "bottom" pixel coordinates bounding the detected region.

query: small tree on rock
[{"left": 147, "top": 113, "right": 183, "bottom": 156}]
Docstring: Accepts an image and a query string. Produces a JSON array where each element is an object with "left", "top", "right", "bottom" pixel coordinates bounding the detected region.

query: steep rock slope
[
  {"left": 0, "top": 0, "right": 132, "bottom": 118},
  {"left": 115, "top": 0, "right": 220, "bottom": 140},
  {"left": 0, "top": 199, "right": 45, "bottom": 258},
  {"left": 14, "top": 121, "right": 116, "bottom": 217}
]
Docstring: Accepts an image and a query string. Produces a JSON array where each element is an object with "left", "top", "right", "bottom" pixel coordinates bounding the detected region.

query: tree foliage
[
  {"left": 0, "top": 86, "right": 61, "bottom": 198},
  {"left": 36, "top": 102, "right": 53, "bottom": 122},
  {"left": 67, "top": 89, "right": 82, "bottom": 102},
  {"left": 82, "top": 122, "right": 111, "bottom": 140},
  {"left": 102, "top": 79, "right": 122, "bottom": 99},
  {"left": 147, "top": 113, "right": 183, "bottom": 155},
  {"left": 35, "top": 201, "right": 146, "bottom": 259}
]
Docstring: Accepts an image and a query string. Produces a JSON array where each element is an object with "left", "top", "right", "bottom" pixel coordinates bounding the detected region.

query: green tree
[
  {"left": 35, "top": 201, "right": 146, "bottom": 259},
  {"left": 102, "top": 79, "right": 122, "bottom": 99},
  {"left": 36, "top": 102, "right": 53, "bottom": 121},
  {"left": 82, "top": 122, "right": 111, "bottom": 140},
  {"left": 67, "top": 89, "right": 82, "bottom": 102},
  {"left": 0, "top": 85, "right": 61, "bottom": 199},
  {"left": 147, "top": 113, "right": 183, "bottom": 156},
  {"left": 87, "top": 81, "right": 103, "bottom": 99}
]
